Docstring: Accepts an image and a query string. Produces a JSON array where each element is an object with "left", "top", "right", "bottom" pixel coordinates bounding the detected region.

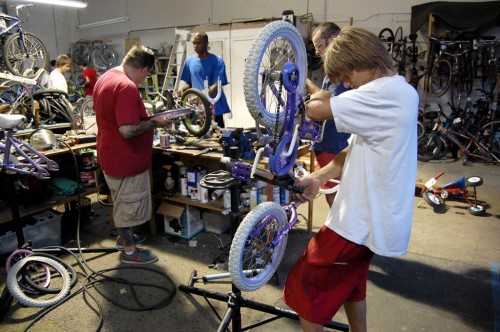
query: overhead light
[
  {"left": 18, "top": 0, "right": 88, "bottom": 8},
  {"left": 77, "top": 16, "right": 129, "bottom": 29}
]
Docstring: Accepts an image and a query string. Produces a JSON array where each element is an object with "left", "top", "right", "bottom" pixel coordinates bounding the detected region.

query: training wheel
[
  {"left": 468, "top": 204, "right": 486, "bottom": 216},
  {"left": 466, "top": 176, "right": 483, "bottom": 187}
]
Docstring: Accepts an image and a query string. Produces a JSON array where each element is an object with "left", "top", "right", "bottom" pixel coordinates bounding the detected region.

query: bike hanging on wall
[{"left": 0, "top": 4, "right": 49, "bottom": 78}]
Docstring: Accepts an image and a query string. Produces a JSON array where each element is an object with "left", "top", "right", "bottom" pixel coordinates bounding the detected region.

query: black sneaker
[{"left": 121, "top": 248, "right": 158, "bottom": 264}]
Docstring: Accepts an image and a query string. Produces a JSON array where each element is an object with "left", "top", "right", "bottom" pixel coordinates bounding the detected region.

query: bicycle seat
[
  {"left": 32, "top": 89, "right": 69, "bottom": 101},
  {"left": 0, "top": 114, "right": 26, "bottom": 129}
]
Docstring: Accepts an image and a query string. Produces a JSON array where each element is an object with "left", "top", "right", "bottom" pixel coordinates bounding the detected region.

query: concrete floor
[{"left": 0, "top": 158, "right": 499, "bottom": 331}]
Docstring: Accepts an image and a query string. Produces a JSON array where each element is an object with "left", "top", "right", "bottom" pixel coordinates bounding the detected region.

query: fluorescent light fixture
[
  {"left": 19, "top": 0, "right": 88, "bottom": 8},
  {"left": 77, "top": 16, "right": 129, "bottom": 29}
]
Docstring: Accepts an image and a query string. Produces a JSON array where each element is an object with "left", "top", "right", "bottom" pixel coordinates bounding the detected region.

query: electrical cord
[{"left": 21, "top": 139, "right": 177, "bottom": 332}]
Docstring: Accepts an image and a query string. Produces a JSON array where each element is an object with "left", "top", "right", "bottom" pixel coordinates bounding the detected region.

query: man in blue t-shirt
[
  {"left": 179, "top": 32, "right": 231, "bottom": 128},
  {"left": 306, "top": 22, "right": 350, "bottom": 207}
]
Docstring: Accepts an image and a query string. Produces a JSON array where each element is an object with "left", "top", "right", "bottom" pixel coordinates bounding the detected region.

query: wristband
[{"left": 151, "top": 120, "right": 158, "bottom": 128}]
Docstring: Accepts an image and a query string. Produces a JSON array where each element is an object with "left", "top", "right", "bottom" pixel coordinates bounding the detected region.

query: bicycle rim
[
  {"left": 228, "top": 202, "right": 288, "bottom": 292},
  {"left": 181, "top": 88, "right": 212, "bottom": 137},
  {"left": 0, "top": 80, "right": 35, "bottom": 128},
  {"left": 430, "top": 59, "right": 452, "bottom": 97},
  {"left": 418, "top": 134, "right": 444, "bottom": 162},
  {"left": 243, "top": 21, "right": 307, "bottom": 130},
  {"left": 3, "top": 33, "right": 49, "bottom": 78}
]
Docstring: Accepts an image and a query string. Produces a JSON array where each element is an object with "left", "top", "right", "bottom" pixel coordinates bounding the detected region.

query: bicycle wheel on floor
[
  {"left": 181, "top": 88, "right": 212, "bottom": 137},
  {"left": 243, "top": 21, "right": 307, "bottom": 130},
  {"left": 7, "top": 256, "right": 70, "bottom": 308},
  {"left": 3, "top": 32, "right": 49, "bottom": 78},
  {"left": 418, "top": 134, "right": 444, "bottom": 162},
  {"left": 228, "top": 202, "right": 288, "bottom": 292}
]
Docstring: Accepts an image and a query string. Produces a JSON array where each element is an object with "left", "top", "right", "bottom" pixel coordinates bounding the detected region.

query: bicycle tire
[
  {"left": 3, "top": 32, "right": 50, "bottom": 78},
  {"left": 181, "top": 88, "right": 212, "bottom": 137},
  {"left": 0, "top": 80, "right": 35, "bottom": 129},
  {"left": 6, "top": 249, "right": 50, "bottom": 294},
  {"left": 228, "top": 202, "right": 288, "bottom": 292},
  {"left": 378, "top": 28, "right": 394, "bottom": 52},
  {"left": 243, "top": 21, "right": 307, "bottom": 130},
  {"left": 481, "top": 121, "right": 500, "bottom": 159},
  {"left": 7, "top": 256, "right": 70, "bottom": 308},
  {"left": 417, "top": 120, "right": 426, "bottom": 140},
  {"left": 20, "top": 252, "right": 78, "bottom": 294},
  {"left": 91, "top": 45, "right": 118, "bottom": 70},
  {"left": 429, "top": 59, "right": 452, "bottom": 97},
  {"left": 418, "top": 134, "right": 444, "bottom": 162},
  {"left": 71, "top": 42, "right": 90, "bottom": 66}
]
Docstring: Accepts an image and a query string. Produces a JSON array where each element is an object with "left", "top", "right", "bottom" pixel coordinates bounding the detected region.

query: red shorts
[
  {"left": 282, "top": 226, "right": 374, "bottom": 324},
  {"left": 314, "top": 151, "right": 340, "bottom": 190}
]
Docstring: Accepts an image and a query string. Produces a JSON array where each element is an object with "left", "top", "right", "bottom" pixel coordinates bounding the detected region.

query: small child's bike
[{"left": 417, "top": 171, "right": 486, "bottom": 216}]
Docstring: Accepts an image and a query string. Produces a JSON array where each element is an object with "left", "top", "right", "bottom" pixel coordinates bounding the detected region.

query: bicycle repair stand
[
  {"left": 0, "top": 173, "right": 118, "bottom": 322},
  {"left": 178, "top": 151, "right": 348, "bottom": 332}
]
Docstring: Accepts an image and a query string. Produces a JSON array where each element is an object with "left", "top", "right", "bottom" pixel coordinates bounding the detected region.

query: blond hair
[
  {"left": 323, "top": 26, "right": 393, "bottom": 84},
  {"left": 55, "top": 54, "right": 71, "bottom": 68}
]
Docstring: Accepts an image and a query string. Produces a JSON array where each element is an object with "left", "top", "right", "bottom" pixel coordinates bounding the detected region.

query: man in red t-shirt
[
  {"left": 80, "top": 61, "right": 98, "bottom": 98},
  {"left": 93, "top": 46, "right": 170, "bottom": 264}
]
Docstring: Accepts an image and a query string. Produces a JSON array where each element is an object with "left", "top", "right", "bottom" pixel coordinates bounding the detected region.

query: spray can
[
  {"left": 223, "top": 189, "right": 231, "bottom": 209},
  {"left": 211, "top": 189, "right": 225, "bottom": 200},
  {"left": 180, "top": 167, "right": 188, "bottom": 196},
  {"left": 200, "top": 186, "right": 208, "bottom": 203},
  {"left": 280, "top": 187, "right": 290, "bottom": 204}
]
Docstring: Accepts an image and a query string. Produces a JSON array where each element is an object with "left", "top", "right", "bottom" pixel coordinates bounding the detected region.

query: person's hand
[
  {"left": 311, "top": 89, "right": 331, "bottom": 99},
  {"left": 155, "top": 117, "right": 171, "bottom": 128},
  {"left": 290, "top": 174, "right": 321, "bottom": 203}
]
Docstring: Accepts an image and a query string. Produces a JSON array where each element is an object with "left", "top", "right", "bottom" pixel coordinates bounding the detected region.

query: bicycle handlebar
[{"left": 203, "top": 77, "right": 222, "bottom": 105}]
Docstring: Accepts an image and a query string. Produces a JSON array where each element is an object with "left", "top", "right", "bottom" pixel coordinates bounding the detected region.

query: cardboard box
[{"left": 157, "top": 202, "right": 204, "bottom": 239}]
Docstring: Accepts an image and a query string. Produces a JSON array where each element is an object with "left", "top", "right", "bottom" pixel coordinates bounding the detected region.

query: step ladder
[{"left": 161, "top": 33, "right": 190, "bottom": 94}]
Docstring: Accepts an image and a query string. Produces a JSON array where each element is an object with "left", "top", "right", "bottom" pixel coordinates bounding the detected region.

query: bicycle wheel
[
  {"left": 244, "top": 20, "right": 307, "bottom": 130},
  {"left": 3, "top": 32, "right": 49, "bottom": 78},
  {"left": 417, "top": 120, "right": 426, "bottom": 140},
  {"left": 229, "top": 202, "right": 288, "bottom": 292},
  {"left": 418, "top": 134, "right": 444, "bottom": 162},
  {"left": 71, "top": 42, "right": 90, "bottom": 66},
  {"left": 181, "top": 88, "right": 212, "bottom": 137},
  {"left": 378, "top": 28, "right": 394, "bottom": 52},
  {"left": 429, "top": 59, "right": 452, "bottom": 97},
  {"left": 7, "top": 256, "right": 70, "bottom": 308},
  {"left": 92, "top": 45, "right": 118, "bottom": 70},
  {"left": 6, "top": 249, "right": 50, "bottom": 294},
  {"left": 0, "top": 81, "right": 35, "bottom": 128},
  {"left": 481, "top": 121, "right": 500, "bottom": 160}
]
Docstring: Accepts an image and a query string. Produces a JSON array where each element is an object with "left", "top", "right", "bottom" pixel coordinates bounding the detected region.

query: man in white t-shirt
[
  {"left": 48, "top": 54, "right": 71, "bottom": 93},
  {"left": 283, "top": 26, "right": 419, "bottom": 332}
]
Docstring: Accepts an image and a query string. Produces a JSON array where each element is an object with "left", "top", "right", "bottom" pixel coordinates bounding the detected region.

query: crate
[
  {"left": 24, "top": 209, "right": 62, "bottom": 249},
  {"left": 202, "top": 210, "right": 231, "bottom": 235},
  {"left": 158, "top": 202, "right": 204, "bottom": 239},
  {"left": 0, "top": 209, "right": 62, "bottom": 255},
  {"left": 0, "top": 231, "right": 18, "bottom": 255}
]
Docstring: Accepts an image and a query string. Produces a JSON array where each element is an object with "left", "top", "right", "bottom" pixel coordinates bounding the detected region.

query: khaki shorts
[{"left": 104, "top": 170, "right": 152, "bottom": 228}]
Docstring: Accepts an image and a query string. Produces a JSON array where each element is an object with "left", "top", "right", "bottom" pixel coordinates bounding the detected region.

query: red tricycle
[{"left": 416, "top": 172, "right": 486, "bottom": 216}]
